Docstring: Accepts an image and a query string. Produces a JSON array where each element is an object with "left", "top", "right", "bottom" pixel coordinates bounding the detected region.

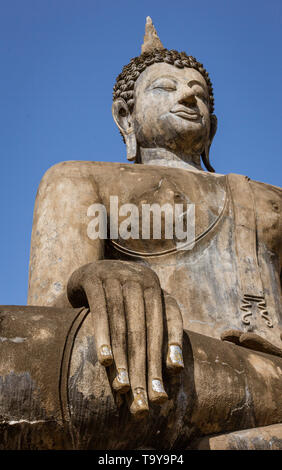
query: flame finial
[{"left": 141, "top": 16, "right": 165, "bottom": 54}]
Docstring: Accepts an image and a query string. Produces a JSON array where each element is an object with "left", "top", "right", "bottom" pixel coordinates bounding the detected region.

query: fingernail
[
  {"left": 130, "top": 387, "right": 149, "bottom": 418},
  {"left": 150, "top": 379, "right": 168, "bottom": 404},
  {"left": 117, "top": 368, "right": 129, "bottom": 384},
  {"left": 152, "top": 379, "right": 165, "bottom": 393},
  {"left": 99, "top": 344, "right": 113, "bottom": 366},
  {"left": 167, "top": 344, "right": 184, "bottom": 370},
  {"left": 112, "top": 368, "right": 130, "bottom": 393},
  {"left": 134, "top": 387, "right": 148, "bottom": 407}
]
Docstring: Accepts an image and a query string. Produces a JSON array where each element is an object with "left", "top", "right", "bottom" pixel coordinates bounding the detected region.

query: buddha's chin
[
  {"left": 165, "top": 126, "right": 207, "bottom": 154},
  {"left": 168, "top": 125, "right": 206, "bottom": 150},
  {"left": 136, "top": 116, "right": 207, "bottom": 150},
  {"left": 165, "top": 113, "right": 205, "bottom": 135}
]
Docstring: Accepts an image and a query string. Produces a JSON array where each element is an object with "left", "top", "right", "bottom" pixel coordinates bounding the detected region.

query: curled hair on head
[{"left": 113, "top": 48, "right": 214, "bottom": 114}]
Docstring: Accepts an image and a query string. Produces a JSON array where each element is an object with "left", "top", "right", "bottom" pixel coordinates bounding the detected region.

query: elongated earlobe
[
  {"left": 202, "top": 144, "right": 215, "bottom": 173},
  {"left": 124, "top": 129, "right": 137, "bottom": 161},
  {"left": 112, "top": 98, "right": 137, "bottom": 162},
  {"left": 201, "top": 114, "right": 217, "bottom": 172}
]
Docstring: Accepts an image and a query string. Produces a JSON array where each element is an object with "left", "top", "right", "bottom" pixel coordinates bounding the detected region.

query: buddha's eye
[
  {"left": 150, "top": 78, "right": 177, "bottom": 92},
  {"left": 155, "top": 86, "right": 176, "bottom": 91}
]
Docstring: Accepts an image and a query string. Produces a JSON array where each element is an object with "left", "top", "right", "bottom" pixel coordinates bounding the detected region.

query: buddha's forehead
[{"left": 135, "top": 62, "right": 208, "bottom": 91}]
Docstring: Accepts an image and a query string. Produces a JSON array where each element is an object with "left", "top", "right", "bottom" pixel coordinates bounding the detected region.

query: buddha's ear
[
  {"left": 209, "top": 114, "right": 217, "bottom": 144},
  {"left": 201, "top": 114, "right": 217, "bottom": 172},
  {"left": 112, "top": 98, "right": 137, "bottom": 162}
]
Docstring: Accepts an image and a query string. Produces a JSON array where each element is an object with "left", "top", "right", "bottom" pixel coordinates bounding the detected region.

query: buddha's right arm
[
  {"left": 27, "top": 162, "right": 184, "bottom": 418},
  {"left": 27, "top": 162, "right": 104, "bottom": 307}
]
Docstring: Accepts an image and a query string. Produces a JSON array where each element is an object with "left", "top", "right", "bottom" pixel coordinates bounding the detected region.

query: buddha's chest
[
  {"left": 96, "top": 166, "right": 280, "bottom": 261},
  {"left": 98, "top": 166, "right": 227, "bottom": 257}
]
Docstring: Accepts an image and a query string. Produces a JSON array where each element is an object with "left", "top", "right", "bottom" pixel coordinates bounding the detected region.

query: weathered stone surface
[
  {"left": 0, "top": 305, "right": 87, "bottom": 449},
  {"left": 28, "top": 161, "right": 282, "bottom": 350},
  {"left": 192, "top": 424, "right": 282, "bottom": 450},
  {"left": 0, "top": 306, "right": 281, "bottom": 449},
  {"left": 68, "top": 322, "right": 282, "bottom": 449},
  {"left": 2, "top": 17, "right": 281, "bottom": 448}
]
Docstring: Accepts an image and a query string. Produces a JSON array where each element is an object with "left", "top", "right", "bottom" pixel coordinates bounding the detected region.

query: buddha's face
[{"left": 132, "top": 63, "right": 211, "bottom": 155}]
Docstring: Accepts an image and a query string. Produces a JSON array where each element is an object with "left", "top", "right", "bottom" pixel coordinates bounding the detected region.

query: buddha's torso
[{"left": 29, "top": 161, "right": 282, "bottom": 347}]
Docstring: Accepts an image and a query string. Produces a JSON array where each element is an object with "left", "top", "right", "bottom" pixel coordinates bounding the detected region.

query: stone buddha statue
[{"left": 0, "top": 18, "right": 281, "bottom": 450}]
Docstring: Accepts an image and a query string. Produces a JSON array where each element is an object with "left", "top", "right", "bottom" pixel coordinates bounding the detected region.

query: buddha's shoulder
[
  {"left": 225, "top": 171, "right": 280, "bottom": 194},
  {"left": 250, "top": 181, "right": 281, "bottom": 227},
  {"left": 40, "top": 160, "right": 127, "bottom": 182},
  {"left": 39, "top": 161, "right": 281, "bottom": 198},
  {"left": 248, "top": 178, "right": 281, "bottom": 203},
  {"left": 229, "top": 176, "right": 280, "bottom": 227},
  {"left": 39, "top": 160, "right": 225, "bottom": 188}
]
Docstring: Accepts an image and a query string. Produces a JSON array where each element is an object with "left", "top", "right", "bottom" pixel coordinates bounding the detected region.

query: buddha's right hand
[{"left": 67, "top": 260, "right": 184, "bottom": 418}]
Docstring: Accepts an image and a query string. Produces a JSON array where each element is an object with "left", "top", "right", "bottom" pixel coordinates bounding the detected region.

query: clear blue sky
[{"left": 0, "top": 0, "right": 281, "bottom": 305}]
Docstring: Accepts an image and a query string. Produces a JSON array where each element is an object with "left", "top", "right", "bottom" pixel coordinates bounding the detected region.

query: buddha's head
[{"left": 112, "top": 17, "right": 217, "bottom": 172}]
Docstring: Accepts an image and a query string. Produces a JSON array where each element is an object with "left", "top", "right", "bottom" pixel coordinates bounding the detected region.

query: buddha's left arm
[{"left": 251, "top": 180, "right": 282, "bottom": 288}]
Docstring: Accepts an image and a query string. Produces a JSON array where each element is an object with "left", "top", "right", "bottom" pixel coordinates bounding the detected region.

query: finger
[
  {"left": 164, "top": 294, "right": 184, "bottom": 373},
  {"left": 221, "top": 329, "right": 242, "bottom": 346},
  {"left": 144, "top": 287, "right": 168, "bottom": 404},
  {"left": 239, "top": 332, "right": 282, "bottom": 358},
  {"left": 123, "top": 280, "right": 149, "bottom": 419},
  {"left": 83, "top": 278, "right": 113, "bottom": 367},
  {"left": 104, "top": 278, "right": 130, "bottom": 393}
]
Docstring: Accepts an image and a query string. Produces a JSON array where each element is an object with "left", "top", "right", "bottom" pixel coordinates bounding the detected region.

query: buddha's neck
[{"left": 139, "top": 148, "right": 203, "bottom": 171}]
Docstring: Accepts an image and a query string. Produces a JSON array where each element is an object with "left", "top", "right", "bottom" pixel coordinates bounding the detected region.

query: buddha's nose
[{"left": 178, "top": 88, "right": 197, "bottom": 107}]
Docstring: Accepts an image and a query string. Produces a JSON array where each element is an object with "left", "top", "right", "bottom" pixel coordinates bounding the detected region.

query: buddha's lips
[{"left": 170, "top": 106, "right": 200, "bottom": 120}]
